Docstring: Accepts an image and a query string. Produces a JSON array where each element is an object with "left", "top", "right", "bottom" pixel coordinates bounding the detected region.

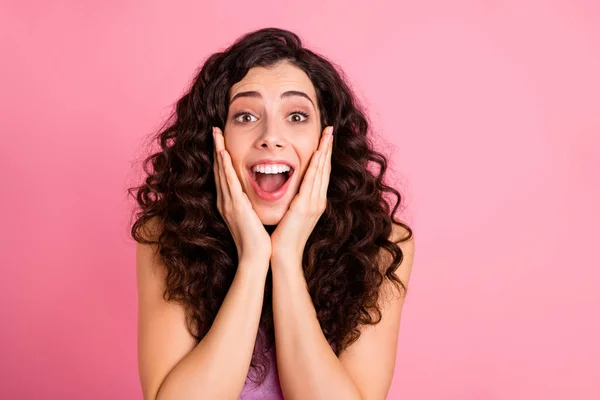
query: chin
[
  {"left": 243, "top": 179, "right": 297, "bottom": 226},
  {"left": 254, "top": 205, "right": 286, "bottom": 226}
]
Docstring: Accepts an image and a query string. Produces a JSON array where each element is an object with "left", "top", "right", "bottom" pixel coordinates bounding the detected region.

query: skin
[
  {"left": 223, "top": 60, "right": 325, "bottom": 226},
  {"left": 270, "top": 227, "right": 415, "bottom": 400}
]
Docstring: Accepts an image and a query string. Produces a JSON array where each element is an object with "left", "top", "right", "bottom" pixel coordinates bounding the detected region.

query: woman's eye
[
  {"left": 288, "top": 112, "right": 309, "bottom": 123},
  {"left": 235, "top": 113, "right": 258, "bottom": 123},
  {"left": 234, "top": 111, "right": 308, "bottom": 124}
]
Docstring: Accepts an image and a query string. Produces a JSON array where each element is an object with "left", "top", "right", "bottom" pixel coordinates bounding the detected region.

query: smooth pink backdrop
[{"left": 1, "top": 1, "right": 599, "bottom": 399}]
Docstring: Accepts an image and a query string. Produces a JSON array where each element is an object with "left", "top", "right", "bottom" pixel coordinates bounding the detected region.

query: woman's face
[{"left": 224, "top": 61, "right": 322, "bottom": 226}]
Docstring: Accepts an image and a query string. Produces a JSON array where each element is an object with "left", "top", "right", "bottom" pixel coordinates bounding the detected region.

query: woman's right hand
[{"left": 212, "top": 126, "right": 272, "bottom": 263}]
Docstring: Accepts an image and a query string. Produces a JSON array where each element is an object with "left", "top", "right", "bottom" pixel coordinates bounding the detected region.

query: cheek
[
  {"left": 296, "top": 134, "right": 320, "bottom": 155},
  {"left": 223, "top": 146, "right": 243, "bottom": 175},
  {"left": 303, "top": 141, "right": 320, "bottom": 162},
  {"left": 223, "top": 138, "right": 244, "bottom": 161},
  {"left": 296, "top": 146, "right": 318, "bottom": 178}
]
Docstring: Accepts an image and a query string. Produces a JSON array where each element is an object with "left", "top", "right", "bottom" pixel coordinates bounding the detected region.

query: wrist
[
  {"left": 270, "top": 251, "right": 302, "bottom": 269},
  {"left": 238, "top": 255, "right": 270, "bottom": 274}
]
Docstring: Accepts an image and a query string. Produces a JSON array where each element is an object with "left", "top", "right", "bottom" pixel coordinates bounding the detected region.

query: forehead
[{"left": 229, "top": 62, "right": 317, "bottom": 102}]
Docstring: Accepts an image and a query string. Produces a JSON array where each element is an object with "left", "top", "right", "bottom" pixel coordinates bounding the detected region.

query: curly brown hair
[{"left": 128, "top": 27, "right": 413, "bottom": 386}]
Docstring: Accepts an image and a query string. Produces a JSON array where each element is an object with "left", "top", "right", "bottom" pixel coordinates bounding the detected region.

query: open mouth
[
  {"left": 251, "top": 169, "right": 293, "bottom": 192},
  {"left": 247, "top": 167, "right": 295, "bottom": 201}
]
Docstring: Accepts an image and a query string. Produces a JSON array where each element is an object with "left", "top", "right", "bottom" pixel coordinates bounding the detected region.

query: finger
[
  {"left": 213, "top": 129, "right": 222, "bottom": 205},
  {"left": 320, "top": 128, "right": 333, "bottom": 199},
  {"left": 299, "top": 148, "right": 321, "bottom": 198},
  {"left": 214, "top": 127, "right": 231, "bottom": 205},
  {"left": 220, "top": 149, "right": 245, "bottom": 199},
  {"left": 312, "top": 126, "right": 332, "bottom": 199},
  {"left": 214, "top": 127, "right": 245, "bottom": 201}
]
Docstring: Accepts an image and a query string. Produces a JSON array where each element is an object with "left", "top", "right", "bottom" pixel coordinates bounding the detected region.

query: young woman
[{"left": 130, "top": 27, "right": 415, "bottom": 400}]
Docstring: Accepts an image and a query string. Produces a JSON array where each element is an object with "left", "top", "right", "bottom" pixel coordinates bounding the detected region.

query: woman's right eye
[{"left": 234, "top": 113, "right": 258, "bottom": 123}]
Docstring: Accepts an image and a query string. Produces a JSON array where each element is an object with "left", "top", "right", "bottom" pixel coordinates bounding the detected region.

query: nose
[{"left": 254, "top": 115, "right": 289, "bottom": 150}]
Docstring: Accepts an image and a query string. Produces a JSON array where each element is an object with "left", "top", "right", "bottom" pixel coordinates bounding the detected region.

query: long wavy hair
[{"left": 128, "top": 27, "right": 413, "bottom": 386}]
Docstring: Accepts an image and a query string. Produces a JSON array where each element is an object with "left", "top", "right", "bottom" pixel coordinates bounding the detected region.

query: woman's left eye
[{"left": 287, "top": 111, "right": 309, "bottom": 123}]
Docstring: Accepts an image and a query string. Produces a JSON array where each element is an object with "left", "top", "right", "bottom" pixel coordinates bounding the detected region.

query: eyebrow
[{"left": 229, "top": 90, "right": 316, "bottom": 109}]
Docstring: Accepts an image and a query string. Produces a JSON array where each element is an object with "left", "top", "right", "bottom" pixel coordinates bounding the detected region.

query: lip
[{"left": 246, "top": 163, "right": 295, "bottom": 202}]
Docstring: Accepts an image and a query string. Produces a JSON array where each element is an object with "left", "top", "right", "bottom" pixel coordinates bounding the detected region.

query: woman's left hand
[{"left": 270, "top": 126, "right": 334, "bottom": 264}]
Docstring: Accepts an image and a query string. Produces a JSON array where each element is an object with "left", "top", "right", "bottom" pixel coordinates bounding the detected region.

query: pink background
[{"left": 1, "top": 1, "right": 599, "bottom": 399}]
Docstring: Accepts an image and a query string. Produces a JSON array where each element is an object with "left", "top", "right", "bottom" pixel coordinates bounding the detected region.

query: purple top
[
  {"left": 238, "top": 342, "right": 337, "bottom": 399},
  {"left": 239, "top": 346, "right": 284, "bottom": 400}
]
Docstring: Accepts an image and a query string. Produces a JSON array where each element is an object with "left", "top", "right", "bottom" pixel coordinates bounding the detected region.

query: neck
[{"left": 264, "top": 224, "right": 277, "bottom": 235}]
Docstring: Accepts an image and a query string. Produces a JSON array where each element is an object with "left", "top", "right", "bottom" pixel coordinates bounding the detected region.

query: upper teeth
[{"left": 252, "top": 164, "right": 291, "bottom": 174}]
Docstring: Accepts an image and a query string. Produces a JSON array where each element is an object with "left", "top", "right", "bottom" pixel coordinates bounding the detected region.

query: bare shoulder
[
  {"left": 379, "top": 221, "right": 416, "bottom": 302},
  {"left": 391, "top": 221, "right": 415, "bottom": 265},
  {"left": 136, "top": 217, "right": 167, "bottom": 291},
  {"left": 138, "top": 216, "right": 164, "bottom": 243},
  {"left": 136, "top": 217, "right": 197, "bottom": 399},
  {"left": 136, "top": 217, "right": 168, "bottom": 291},
  {"left": 337, "top": 221, "right": 415, "bottom": 398}
]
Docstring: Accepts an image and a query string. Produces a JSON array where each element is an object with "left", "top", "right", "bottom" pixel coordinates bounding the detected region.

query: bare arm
[
  {"left": 271, "top": 260, "right": 363, "bottom": 400},
  {"left": 137, "top": 241, "right": 269, "bottom": 400},
  {"left": 271, "top": 222, "right": 414, "bottom": 400}
]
